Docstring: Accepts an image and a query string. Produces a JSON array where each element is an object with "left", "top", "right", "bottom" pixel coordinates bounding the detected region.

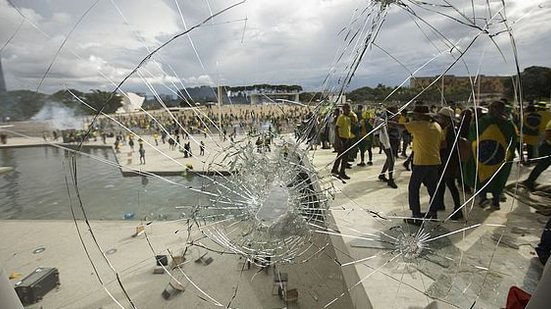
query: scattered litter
[
  {"left": 32, "top": 246, "right": 46, "bottom": 254},
  {"left": 156, "top": 255, "right": 168, "bottom": 266},
  {"left": 195, "top": 253, "right": 213, "bottom": 266},
  {"left": 123, "top": 212, "right": 135, "bottom": 220},
  {"left": 171, "top": 255, "right": 186, "bottom": 269},
  {"left": 162, "top": 280, "right": 185, "bottom": 300},
  {"left": 132, "top": 225, "right": 145, "bottom": 237},
  {"left": 9, "top": 272, "right": 22, "bottom": 280}
]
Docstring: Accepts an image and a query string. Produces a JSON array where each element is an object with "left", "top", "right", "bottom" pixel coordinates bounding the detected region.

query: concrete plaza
[{"left": 0, "top": 129, "right": 550, "bottom": 308}]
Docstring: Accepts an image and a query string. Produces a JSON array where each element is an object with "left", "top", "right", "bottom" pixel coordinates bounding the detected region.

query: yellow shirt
[
  {"left": 404, "top": 120, "right": 443, "bottom": 165},
  {"left": 398, "top": 115, "right": 407, "bottom": 124},
  {"left": 336, "top": 113, "right": 355, "bottom": 139}
]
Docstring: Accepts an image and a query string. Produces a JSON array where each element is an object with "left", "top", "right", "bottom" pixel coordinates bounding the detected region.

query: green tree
[
  {"left": 520, "top": 66, "right": 551, "bottom": 101},
  {"left": 83, "top": 90, "right": 122, "bottom": 114},
  {"left": 51, "top": 89, "right": 84, "bottom": 106},
  {"left": 0, "top": 90, "right": 48, "bottom": 120}
]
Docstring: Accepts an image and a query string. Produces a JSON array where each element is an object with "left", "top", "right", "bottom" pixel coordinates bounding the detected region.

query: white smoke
[{"left": 31, "top": 102, "right": 83, "bottom": 130}]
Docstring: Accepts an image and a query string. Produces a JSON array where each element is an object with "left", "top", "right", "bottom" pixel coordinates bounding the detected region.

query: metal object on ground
[
  {"left": 162, "top": 280, "right": 185, "bottom": 300},
  {"left": 32, "top": 247, "right": 46, "bottom": 254},
  {"left": 156, "top": 255, "right": 168, "bottom": 266},
  {"left": 14, "top": 267, "right": 60, "bottom": 306}
]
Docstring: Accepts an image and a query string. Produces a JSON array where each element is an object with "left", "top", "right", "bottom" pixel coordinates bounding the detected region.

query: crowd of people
[
  {"left": 68, "top": 105, "right": 312, "bottom": 164},
  {"left": 323, "top": 100, "right": 551, "bottom": 229},
  {"left": 89, "top": 105, "right": 311, "bottom": 142}
]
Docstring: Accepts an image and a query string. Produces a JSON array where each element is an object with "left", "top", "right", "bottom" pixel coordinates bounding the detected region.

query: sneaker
[
  {"left": 367, "top": 161, "right": 373, "bottom": 166},
  {"left": 499, "top": 193, "right": 507, "bottom": 202},
  {"left": 345, "top": 163, "right": 352, "bottom": 168},
  {"left": 491, "top": 202, "right": 500, "bottom": 210},
  {"left": 338, "top": 173, "right": 350, "bottom": 180},
  {"left": 358, "top": 162, "right": 366, "bottom": 167},
  {"left": 331, "top": 169, "right": 339, "bottom": 175},
  {"left": 387, "top": 179, "right": 397, "bottom": 189},
  {"left": 403, "top": 162, "right": 410, "bottom": 171},
  {"left": 378, "top": 175, "right": 389, "bottom": 182},
  {"left": 450, "top": 211, "right": 464, "bottom": 220}
]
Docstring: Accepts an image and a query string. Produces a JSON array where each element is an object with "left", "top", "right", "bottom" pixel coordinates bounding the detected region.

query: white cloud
[{"left": 0, "top": 0, "right": 550, "bottom": 94}]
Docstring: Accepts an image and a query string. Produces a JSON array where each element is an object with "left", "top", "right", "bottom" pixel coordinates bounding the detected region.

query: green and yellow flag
[{"left": 464, "top": 115, "right": 517, "bottom": 192}]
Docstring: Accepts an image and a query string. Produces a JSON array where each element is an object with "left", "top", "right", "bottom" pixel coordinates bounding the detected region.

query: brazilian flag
[
  {"left": 523, "top": 112, "right": 543, "bottom": 145},
  {"left": 463, "top": 116, "right": 517, "bottom": 193}
]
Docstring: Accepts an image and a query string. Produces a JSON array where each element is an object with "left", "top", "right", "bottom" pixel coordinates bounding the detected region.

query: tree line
[
  {"left": 346, "top": 66, "right": 551, "bottom": 105},
  {"left": 0, "top": 89, "right": 122, "bottom": 121}
]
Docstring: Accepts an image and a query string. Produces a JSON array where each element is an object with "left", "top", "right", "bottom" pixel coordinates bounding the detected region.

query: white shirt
[{"left": 374, "top": 117, "right": 390, "bottom": 149}]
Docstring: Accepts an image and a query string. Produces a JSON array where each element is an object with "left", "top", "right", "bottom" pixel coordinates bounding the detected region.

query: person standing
[
  {"left": 128, "top": 136, "right": 135, "bottom": 151},
  {"left": 522, "top": 103, "right": 551, "bottom": 163},
  {"left": 331, "top": 103, "right": 356, "bottom": 180},
  {"left": 200, "top": 141, "right": 205, "bottom": 156},
  {"left": 434, "top": 107, "right": 463, "bottom": 220},
  {"left": 465, "top": 101, "right": 517, "bottom": 210},
  {"left": 375, "top": 107, "right": 398, "bottom": 188},
  {"left": 400, "top": 104, "right": 444, "bottom": 225},
  {"left": 358, "top": 110, "right": 374, "bottom": 166},
  {"left": 522, "top": 120, "right": 551, "bottom": 191},
  {"left": 139, "top": 144, "right": 145, "bottom": 164},
  {"left": 329, "top": 109, "right": 339, "bottom": 152},
  {"left": 399, "top": 111, "right": 411, "bottom": 158}
]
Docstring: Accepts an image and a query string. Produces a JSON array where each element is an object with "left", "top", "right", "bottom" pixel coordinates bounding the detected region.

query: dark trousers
[
  {"left": 434, "top": 176, "right": 461, "bottom": 210},
  {"left": 526, "top": 143, "right": 551, "bottom": 184},
  {"left": 408, "top": 165, "right": 440, "bottom": 216},
  {"left": 402, "top": 135, "right": 411, "bottom": 156},
  {"left": 380, "top": 148, "right": 395, "bottom": 180},
  {"left": 390, "top": 139, "right": 400, "bottom": 158},
  {"left": 527, "top": 144, "right": 538, "bottom": 161},
  {"left": 536, "top": 216, "right": 551, "bottom": 264},
  {"left": 360, "top": 146, "right": 372, "bottom": 163},
  {"left": 332, "top": 139, "right": 351, "bottom": 174}
]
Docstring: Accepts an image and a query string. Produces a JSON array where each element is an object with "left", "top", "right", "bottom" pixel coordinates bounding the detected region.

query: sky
[{"left": 0, "top": 0, "right": 550, "bottom": 95}]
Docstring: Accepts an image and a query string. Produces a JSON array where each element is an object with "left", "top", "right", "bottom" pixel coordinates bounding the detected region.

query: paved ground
[
  {"left": 0, "top": 220, "right": 353, "bottom": 309},
  {"left": 1, "top": 127, "right": 550, "bottom": 308},
  {"left": 313, "top": 147, "right": 550, "bottom": 308}
]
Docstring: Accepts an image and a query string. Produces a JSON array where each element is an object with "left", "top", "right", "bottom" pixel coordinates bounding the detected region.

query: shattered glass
[{"left": 1, "top": 0, "right": 550, "bottom": 308}]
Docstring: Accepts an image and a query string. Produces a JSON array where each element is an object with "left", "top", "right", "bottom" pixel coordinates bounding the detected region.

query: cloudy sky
[{"left": 1, "top": 0, "right": 550, "bottom": 95}]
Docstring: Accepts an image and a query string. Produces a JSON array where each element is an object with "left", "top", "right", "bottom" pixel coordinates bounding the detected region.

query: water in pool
[{"left": 0, "top": 146, "right": 215, "bottom": 220}]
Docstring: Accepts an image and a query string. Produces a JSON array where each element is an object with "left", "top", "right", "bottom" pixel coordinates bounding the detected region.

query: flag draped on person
[{"left": 464, "top": 115, "right": 517, "bottom": 193}]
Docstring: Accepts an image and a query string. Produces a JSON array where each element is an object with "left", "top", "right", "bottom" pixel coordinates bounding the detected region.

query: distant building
[
  {"left": 0, "top": 55, "right": 6, "bottom": 93},
  {"left": 411, "top": 75, "right": 510, "bottom": 100}
]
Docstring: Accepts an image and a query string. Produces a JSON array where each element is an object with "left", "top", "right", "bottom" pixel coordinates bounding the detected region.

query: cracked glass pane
[{"left": 0, "top": 1, "right": 550, "bottom": 308}]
